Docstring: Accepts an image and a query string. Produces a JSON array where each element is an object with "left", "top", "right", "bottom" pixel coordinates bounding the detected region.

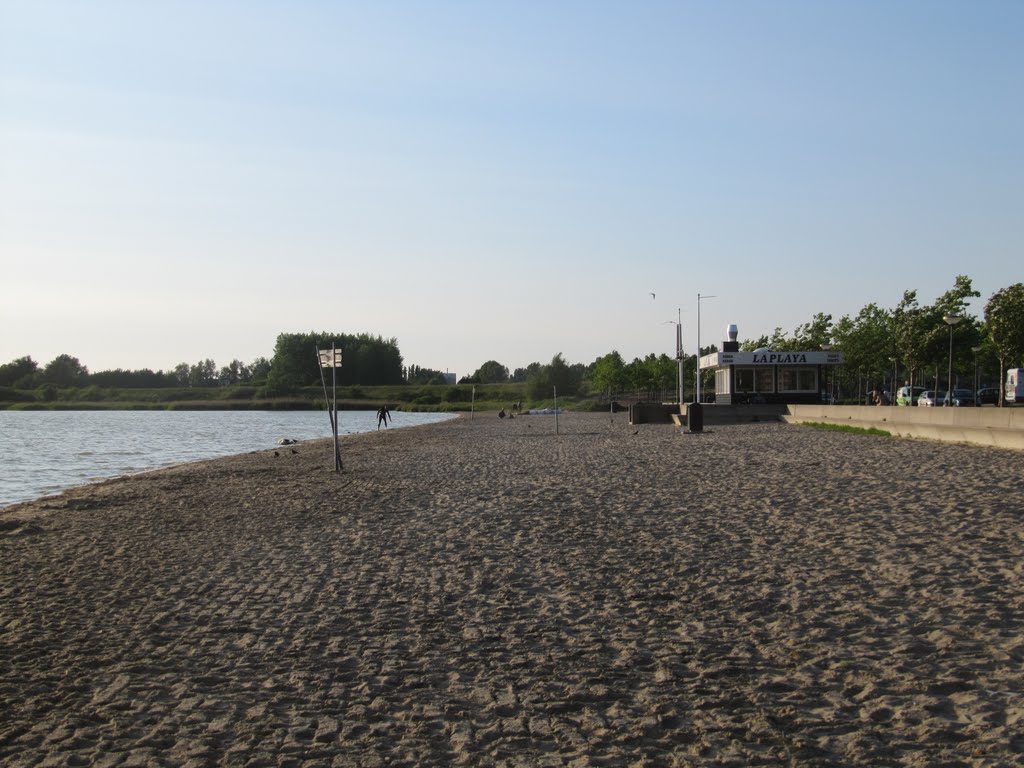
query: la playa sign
[{"left": 700, "top": 350, "right": 843, "bottom": 368}]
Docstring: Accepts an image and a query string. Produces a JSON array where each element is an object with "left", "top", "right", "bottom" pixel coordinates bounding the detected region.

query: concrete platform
[
  {"left": 783, "top": 404, "right": 1024, "bottom": 451},
  {"left": 678, "top": 403, "right": 788, "bottom": 425},
  {"left": 656, "top": 402, "right": 1024, "bottom": 451}
]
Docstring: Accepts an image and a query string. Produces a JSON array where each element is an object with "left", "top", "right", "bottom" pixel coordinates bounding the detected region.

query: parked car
[
  {"left": 917, "top": 390, "right": 942, "bottom": 407},
  {"left": 977, "top": 387, "right": 1000, "bottom": 405},
  {"left": 896, "top": 386, "right": 926, "bottom": 406},
  {"left": 943, "top": 388, "right": 976, "bottom": 407}
]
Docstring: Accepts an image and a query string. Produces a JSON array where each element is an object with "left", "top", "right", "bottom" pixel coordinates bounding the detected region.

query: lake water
[{"left": 0, "top": 410, "right": 456, "bottom": 508}]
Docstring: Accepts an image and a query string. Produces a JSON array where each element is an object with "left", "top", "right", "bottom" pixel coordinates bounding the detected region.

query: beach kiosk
[{"left": 700, "top": 325, "right": 843, "bottom": 405}]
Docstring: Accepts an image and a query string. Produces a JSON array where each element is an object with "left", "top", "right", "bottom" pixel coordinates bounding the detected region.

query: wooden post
[
  {"left": 332, "top": 344, "right": 341, "bottom": 471},
  {"left": 554, "top": 385, "right": 559, "bottom": 435},
  {"left": 317, "top": 345, "right": 344, "bottom": 472}
]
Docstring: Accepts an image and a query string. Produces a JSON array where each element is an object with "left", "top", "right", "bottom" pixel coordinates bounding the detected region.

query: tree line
[
  {"left": 462, "top": 276, "right": 1024, "bottom": 403},
  {"left": 3, "top": 277, "right": 1022, "bottom": 403}
]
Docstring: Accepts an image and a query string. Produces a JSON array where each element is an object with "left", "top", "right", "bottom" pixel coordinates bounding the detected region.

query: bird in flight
[{"left": 650, "top": 292, "right": 656, "bottom": 300}]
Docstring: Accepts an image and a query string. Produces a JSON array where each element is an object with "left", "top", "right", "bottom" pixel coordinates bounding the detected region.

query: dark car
[
  {"left": 943, "top": 388, "right": 976, "bottom": 407},
  {"left": 977, "top": 387, "right": 1000, "bottom": 405}
]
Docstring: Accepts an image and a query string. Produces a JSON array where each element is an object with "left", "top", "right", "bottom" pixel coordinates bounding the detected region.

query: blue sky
[{"left": 2, "top": 1, "right": 1021, "bottom": 378}]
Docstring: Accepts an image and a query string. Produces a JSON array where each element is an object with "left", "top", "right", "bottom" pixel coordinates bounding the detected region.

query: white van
[{"left": 1007, "top": 369, "right": 1024, "bottom": 404}]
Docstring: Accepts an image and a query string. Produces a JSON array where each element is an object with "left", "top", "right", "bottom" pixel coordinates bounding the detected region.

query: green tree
[
  {"left": 914, "top": 276, "right": 981, "bottom": 390},
  {"left": 985, "top": 283, "right": 1024, "bottom": 404},
  {"left": 266, "top": 332, "right": 404, "bottom": 394},
  {"left": 832, "top": 303, "right": 893, "bottom": 397},
  {"left": 247, "top": 357, "right": 272, "bottom": 383},
  {"left": 590, "top": 351, "right": 627, "bottom": 399},
  {"left": 892, "top": 290, "right": 929, "bottom": 390},
  {"left": 793, "top": 313, "right": 833, "bottom": 349},
  {"left": 189, "top": 359, "right": 218, "bottom": 387},
  {"left": 0, "top": 356, "right": 39, "bottom": 387},
  {"left": 512, "top": 363, "right": 541, "bottom": 383},
  {"left": 407, "top": 365, "right": 449, "bottom": 385},
  {"left": 218, "top": 359, "right": 249, "bottom": 385},
  {"left": 526, "top": 353, "right": 581, "bottom": 400},
  {"left": 42, "top": 354, "right": 89, "bottom": 387},
  {"left": 471, "top": 360, "right": 510, "bottom": 384}
]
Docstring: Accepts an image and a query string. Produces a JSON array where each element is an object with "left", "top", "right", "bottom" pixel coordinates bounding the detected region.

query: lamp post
[
  {"left": 821, "top": 344, "right": 834, "bottom": 404},
  {"left": 663, "top": 308, "right": 685, "bottom": 405},
  {"left": 696, "top": 293, "right": 716, "bottom": 403},
  {"left": 943, "top": 313, "right": 962, "bottom": 406},
  {"left": 889, "top": 357, "right": 897, "bottom": 405},
  {"left": 972, "top": 345, "right": 983, "bottom": 406}
]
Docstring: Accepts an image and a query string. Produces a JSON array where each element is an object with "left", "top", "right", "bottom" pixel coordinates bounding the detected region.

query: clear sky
[{"left": 2, "top": 1, "right": 1021, "bottom": 379}]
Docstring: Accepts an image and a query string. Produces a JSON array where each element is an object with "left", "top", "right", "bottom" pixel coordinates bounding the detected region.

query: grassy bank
[{"left": 0, "top": 382, "right": 549, "bottom": 412}]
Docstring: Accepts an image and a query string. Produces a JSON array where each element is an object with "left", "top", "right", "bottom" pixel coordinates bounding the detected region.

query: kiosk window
[
  {"left": 779, "top": 367, "right": 817, "bottom": 392},
  {"left": 736, "top": 367, "right": 774, "bottom": 393}
]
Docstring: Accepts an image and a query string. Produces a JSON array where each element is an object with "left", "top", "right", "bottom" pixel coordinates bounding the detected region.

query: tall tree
[
  {"left": 985, "top": 283, "right": 1024, "bottom": 404},
  {"left": 189, "top": 359, "right": 218, "bottom": 388},
  {"left": 42, "top": 354, "right": 89, "bottom": 387},
  {"left": 0, "top": 356, "right": 39, "bottom": 387},
  {"left": 218, "top": 359, "right": 250, "bottom": 386},
  {"left": 471, "top": 360, "right": 510, "bottom": 384},
  {"left": 266, "top": 332, "right": 404, "bottom": 394},
  {"left": 793, "top": 313, "right": 833, "bottom": 349},
  {"left": 590, "top": 351, "right": 627, "bottom": 399},
  {"left": 920, "top": 276, "right": 981, "bottom": 389},
  {"left": 832, "top": 303, "right": 893, "bottom": 395},
  {"left": 526, "top": 353, "right": 581, "bottom": 399},
  {"left": 892, "top": 290, "right": 928, "bottom": 390}
]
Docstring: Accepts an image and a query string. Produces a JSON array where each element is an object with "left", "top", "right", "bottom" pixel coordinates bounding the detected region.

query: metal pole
[
  {"left": 676, "top": 310, "right": 684, "bottom": 406},
  {"left": 471, "top": 385, "right": 475, "bottom": 419},
  {"left": 972, "top": 345, "right": 982, "bottom": 406},
  {"left": 696, "top": 295, "right": 701, "bottom": 403},
  {"left": 696, "top": 293, "right": 716, "bottom": 403},
  {"left": 975, "top": 353, "right": 979, "bottom": 406},
  {"left": 554, "top": 385, "right": 559, "bottom": 435},
  {"left": 332, "top": 344, "right": 341, "bottom": 469},
  {"left": 947, "top": 326, "right": 953, "bottom": 406},
  {"left": 317, "top": 347, "right": 335, "bottom": 436}
]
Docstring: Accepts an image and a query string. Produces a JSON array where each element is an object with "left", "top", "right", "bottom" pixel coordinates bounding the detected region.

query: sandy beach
[{"left": 2, "top": 412, "right": 1022, "bottom": 766}]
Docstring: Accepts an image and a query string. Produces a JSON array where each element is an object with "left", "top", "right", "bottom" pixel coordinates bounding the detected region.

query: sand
[{"left": 1, "top": 412, "right": 1022, "bottom": 767}]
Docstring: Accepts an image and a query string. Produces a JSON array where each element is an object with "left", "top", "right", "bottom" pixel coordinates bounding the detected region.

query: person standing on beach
[{"left": 377, "top": 405, "right": 391, "bottom": 429}]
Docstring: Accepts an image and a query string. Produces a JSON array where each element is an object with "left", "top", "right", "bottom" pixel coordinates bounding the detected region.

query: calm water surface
[{"left": 0, "top": 410, "right": 455, "bottom": 507}]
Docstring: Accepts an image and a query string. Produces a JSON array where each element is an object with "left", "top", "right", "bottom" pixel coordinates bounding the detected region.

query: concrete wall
[{"left": 783, "top": 405, "right": 1024, "bottom": 451}]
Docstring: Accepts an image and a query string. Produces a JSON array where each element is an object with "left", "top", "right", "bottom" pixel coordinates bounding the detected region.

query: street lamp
[
  {"left": 943, "top": 313, "right": 962, "bottom": 406},
  {"left": 662, "top": 308, "right": 685, "bottom": 405},
  {"left": 821, "top": 344, "right": 834, "bottom": 404},
  {"left": 696, "top": 293, "right": 716, "bottom": 403},
  {"left": 889, "top": 356, "right": 897, "bottom": 405},
  {"left": 972, "top": 345, "right": 983, "bottom": 407}
]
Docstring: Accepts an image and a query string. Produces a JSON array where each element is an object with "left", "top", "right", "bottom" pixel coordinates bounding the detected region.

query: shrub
[
  {"left": 0, "top": 386, "right": 34, "bottom": 403},
  {"left": 36, "top": 383, "right": 59, "bottom": 402},
  {"left": 443, "top": 387, "right": 466, "bottom": 403}
]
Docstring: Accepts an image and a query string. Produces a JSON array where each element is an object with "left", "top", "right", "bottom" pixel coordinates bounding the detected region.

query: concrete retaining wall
[{"left": 783, "top": 405, "right": 1024, "bottom": 451}]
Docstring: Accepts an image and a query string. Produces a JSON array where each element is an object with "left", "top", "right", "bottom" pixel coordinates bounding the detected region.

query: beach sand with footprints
[{"left": 2, "top": 412, "right": 1023, "bottom": 766}]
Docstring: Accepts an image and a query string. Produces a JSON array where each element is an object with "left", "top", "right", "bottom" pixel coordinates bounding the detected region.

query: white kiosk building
[{"left": 700, "top": 324, "right": 843, "bottom": 405}]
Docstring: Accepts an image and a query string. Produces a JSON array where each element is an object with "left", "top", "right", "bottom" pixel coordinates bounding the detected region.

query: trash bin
[{"left": 688, "top": 402, "right": 703, "bottom": 433}]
